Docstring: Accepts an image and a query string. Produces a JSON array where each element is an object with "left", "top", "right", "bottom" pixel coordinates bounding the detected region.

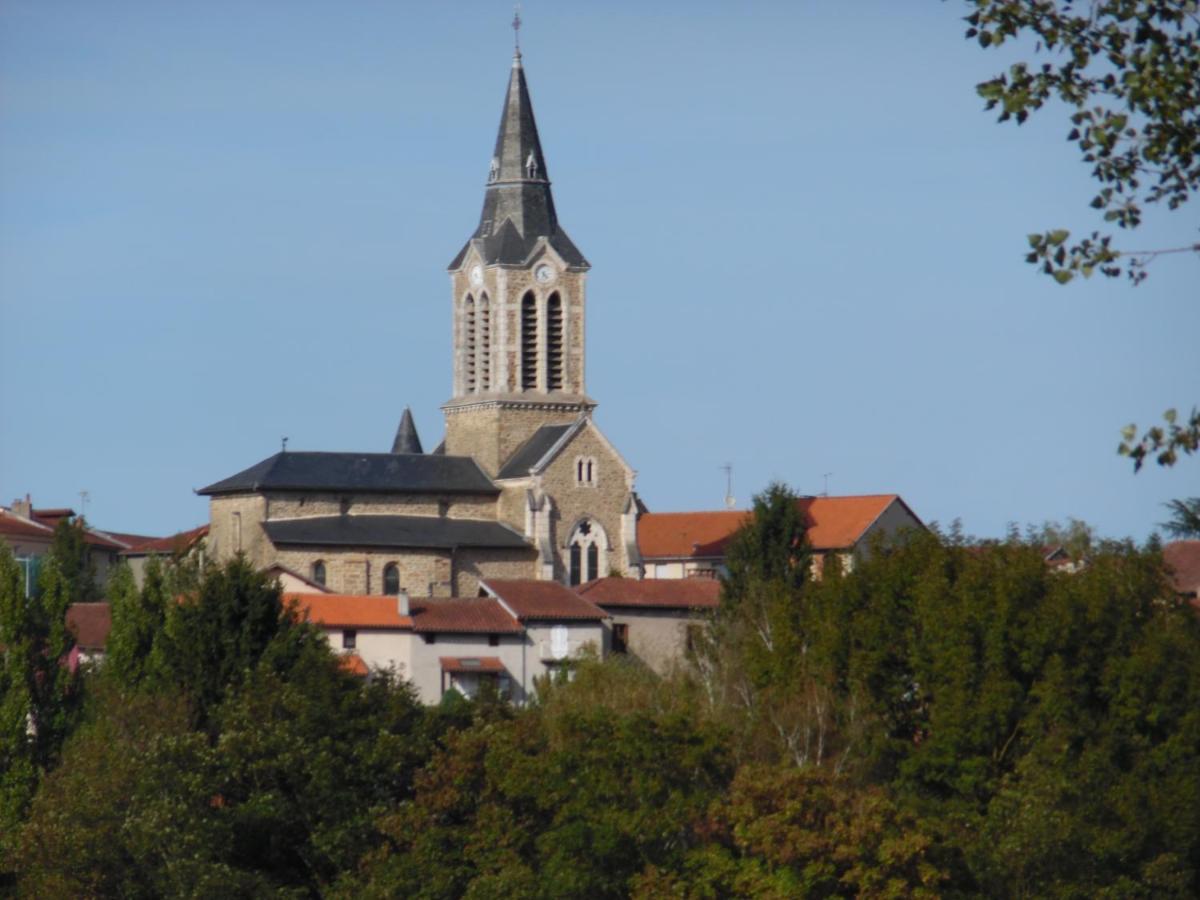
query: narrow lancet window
[
  {"left": 479, "top": 295, "right": 491, "bottom": 391},
  {"left": 547, "top": 292, "right": 564, "bottom": 391},
  {"left": 521, "top": 292, "right": 537, "bottom": 390},
  {"left": 464, "top": 295, "right": 476, "bottom": 392}
]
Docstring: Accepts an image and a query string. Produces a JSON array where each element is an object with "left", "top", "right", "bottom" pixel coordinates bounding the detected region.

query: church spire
[{"left": 449, "top": 52, "right": 588, "bottom": 271}]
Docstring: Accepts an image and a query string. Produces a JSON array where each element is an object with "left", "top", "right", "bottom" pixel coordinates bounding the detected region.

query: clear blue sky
[{"left": 1, "top": 1, "right": 1196, "bottom": 540}]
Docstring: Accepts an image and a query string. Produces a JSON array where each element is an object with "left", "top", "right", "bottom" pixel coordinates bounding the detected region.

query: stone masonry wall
[
  {"left": 537, "top": 423, "right": 632, "bottom": 581},
  {"left": 208, "top": 495, "right": 270, "bottom": 566},
  {"left": 273, "top": 547, "right": 453, "bottom": 597},
  {"left": 266, "top": 491, "right": 498, "bottom": 521},
  {"left": 453, "top": 546, "right": 539, "bottom": 597}
]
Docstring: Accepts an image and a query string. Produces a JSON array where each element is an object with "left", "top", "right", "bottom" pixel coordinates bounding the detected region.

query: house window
[
  {"left": 383, "top": 563, "right": 400, "bottom": 596},
  {"left": 612, "top": 623, "right": 628, "bottom": 654},
  {"left": 488, "top": 633, "right": 500, "bottom": 647},
  {"left": 423, "top": 633, "right": 436, "bottom": 645},
  {"left": 312, "top": 560, "right": 326, "bottom": 587},
  {"left": 343, "top": 629, "right": 357, "bottom": 650},
  {"left": 232, "top": 511, "right": 242, "bottom": 553}
]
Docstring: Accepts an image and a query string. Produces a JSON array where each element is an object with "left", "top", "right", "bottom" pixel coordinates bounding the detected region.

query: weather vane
[{"left": 512, "top": 3, "right": 522, "bottom": 54}]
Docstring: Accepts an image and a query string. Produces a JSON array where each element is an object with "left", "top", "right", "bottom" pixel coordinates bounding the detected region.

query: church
[{"left": 200, "top": 48, "right": 641, "bottom": 598}]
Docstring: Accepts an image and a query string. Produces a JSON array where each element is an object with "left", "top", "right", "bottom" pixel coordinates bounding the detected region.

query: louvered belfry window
[
  {"left": 464, "top": 295, "right": 476, "bottom": 392},
  {"left": 521, "top": 292, "right": 537, "bottom": 390},
  {"left": 546, "top": 292, "right": 563, "bottom": 390},
  {"left": 478, "top": 295, "right": 491, "bottom": 391}
]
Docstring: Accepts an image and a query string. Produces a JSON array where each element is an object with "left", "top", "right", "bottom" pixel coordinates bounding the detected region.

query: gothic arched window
[
  {"left": 567, "top": 518, "right": 607, "bottom": 586},
  {"left": 464, "top": 295, "right": 477, "bottom": 392},
  {"left": 521, "top": 291, "right": 537, "bottom": 390},
  {"left": 312, "top": 560, "right": 326, "bottom": 588},
  {"left": 478, "top": 294, "right": 491, "bottom": 391},
  {"left": 546, "top": 292, "right": 564, "bottom": 391},
  {"left": 382, "top": 563, "right": 400, "bottom": 596}
]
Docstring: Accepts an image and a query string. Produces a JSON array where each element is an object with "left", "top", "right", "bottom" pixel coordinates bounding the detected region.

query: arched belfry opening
[
  {"left": 478, "top": 294, "right": 491, "bottom": 391},
  {"left": 464, "top": 294, "right": 477, "bottom": 392},
  {"left": 521, "top": 291, "right": 538, "bottom": 390},
  {"left": 546, "top": 291, "right": 564, "bottom": 391}
]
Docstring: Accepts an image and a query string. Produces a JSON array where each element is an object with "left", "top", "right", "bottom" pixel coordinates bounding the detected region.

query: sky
[{"left": 1, "top": 0, "right": 1197, "bottom": 541}]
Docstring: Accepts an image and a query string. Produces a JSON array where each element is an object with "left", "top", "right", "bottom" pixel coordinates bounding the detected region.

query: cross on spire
[{"left": 512, "top": 3, "right": 522, "bottom": 57}]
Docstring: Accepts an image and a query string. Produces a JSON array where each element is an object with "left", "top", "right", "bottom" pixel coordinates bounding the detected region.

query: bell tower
[{"left": 443, "top": 49, "right": 594, "bottom": 475}]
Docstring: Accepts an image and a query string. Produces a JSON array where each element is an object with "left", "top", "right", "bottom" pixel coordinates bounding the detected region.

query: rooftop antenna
[
  {"left": 281, "top": 436, "right": 289, "bottom": 453},
  {"left": 822, "top": 473, "right": 833, "bottom": 497},
  {"left": 78, "top": 489, "right": 90, "bottom": 520},
  {"left": 721, "top": 463, "right": 735, "bottom": 509},
  {"left": 512, "top": 2, "right": 522, "bottom": 57}
]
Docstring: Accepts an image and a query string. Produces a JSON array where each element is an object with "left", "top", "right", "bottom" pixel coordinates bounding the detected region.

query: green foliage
[
  {"left": 633, "top": 765, "right": 966, "bottom": 898},
  {"left": 47, "top": 517, "right": 100, "bottom": 603},
  {"left": 722, "top": 482, "right": 810, "bottom": 601},
  {"left": 16, "top": 651, "right": 432, "bottom": 895},
  {"left": 161, "top": 555, "right": 326, "bottom": 723},
  {"left": 966, "top": 0, "right": 1200, "bottom": 285},
  {"left": 1160, "top": 496, "right": 1200, "bottom": 538},
  {"left": 1120, "top": 407, "right": 1200, "bottom": 471},
  {"left": 0, "top": 542, "right": 83, "bottom": 874},
  {"left": 103, "top": 558, "right": 173, "bottom": 689},
  {"left": 346, "top": 667, "right": 732, "bottom": 899}
]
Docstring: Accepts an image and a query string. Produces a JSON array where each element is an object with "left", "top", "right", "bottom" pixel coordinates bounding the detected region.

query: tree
[
  {"left": 964, "top": 2, "right": 1200, "bottom": 471},
  {"left": 162, "top": 555, "right": 326, "bottom": 723},
  {"left": 966, "top": 0, "right": 1200, "bottom": 285},
  {"left": 1161, "top": 496, "right": 1200, "bottom": 538},
  {"left": 0, "top": 543, "right": 82, "bottom": 872},
  {"left": 104, "top": 558, "right": 172, "bottom": 689},
  {"left": 722, "top": 481, "right": 810, "bottom": 601},
  {"left": 47, "top": 517, "right": 99, "bottom": 603}
]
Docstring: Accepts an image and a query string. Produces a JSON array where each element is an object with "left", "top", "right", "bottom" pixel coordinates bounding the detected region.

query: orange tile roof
[
  {"left": 285, "top": 593, "right": 413, "bottom": 629},
  {"left": 66, "top": 603, "right": 112, "bottom": 650},
  {"left": 411, "top": 597, "right": 522, "bottom": 634},
  {"left": 638, "top": 495, "right": 910, "bottom": 558},
  {"left": 483, "top": 579, "right": 607, "bottom": 621},
  {"left": 577, "top": 577, "right": 720, "bottom": 609},
  {"left": 120, "top": 525, "right": 208, "bottom": 555},
  {"left": 439, "top": 656, "right": 506, "bottom": 674},
  {"left": 0, "top": 510, "right": 55, "bottom": 540},
  {"left": 339, "top": 653, "right": 369, "bottom": 677},
  {"left": 1164, "top": 541, "right": 1200, "bottom": 596}
]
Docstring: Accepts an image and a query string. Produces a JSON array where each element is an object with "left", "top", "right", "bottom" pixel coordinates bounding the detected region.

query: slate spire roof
[
  {"left": 391, "top": 407, "right": 423, "bottom": 454},
  {"left": 449, "top": 53, "right": 588, "bottom": 271}
]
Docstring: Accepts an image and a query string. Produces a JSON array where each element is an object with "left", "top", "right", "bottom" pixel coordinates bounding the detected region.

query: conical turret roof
[{"left": 391, "top": 407, "right": 424, "bottom": 455}]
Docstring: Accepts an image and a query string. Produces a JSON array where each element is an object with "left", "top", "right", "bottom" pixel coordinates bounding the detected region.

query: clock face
[
  {"left": 534, "top": 264, "right": 554, "bottom": 284},
  {"left": 470, "top": 265, "right": 483, "bottom": 286}
]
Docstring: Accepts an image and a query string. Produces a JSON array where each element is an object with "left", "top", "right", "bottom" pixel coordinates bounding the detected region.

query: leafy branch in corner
[
  {"left": 1119, "top": 407, "right": 1200, "bottom": 471},
  {"left": 967, "top": 0, "right": 1200, "bottom": 284}
]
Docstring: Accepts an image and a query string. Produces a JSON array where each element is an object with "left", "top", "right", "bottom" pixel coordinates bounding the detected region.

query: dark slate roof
[
  {"left": 263, "top": 515, "right": 530, "bottom": 550},
  {"left": 449, "top": 55, "right": 588, "bottom": 271},
  {"left": 391, "top": 407, "right": 423, "bottom": 455},
  {"left": 496, "top": 424, "right": 573, "bottom": 479},
  {"left": 198, "top": 452, "right": 496, "bottom": 496}
]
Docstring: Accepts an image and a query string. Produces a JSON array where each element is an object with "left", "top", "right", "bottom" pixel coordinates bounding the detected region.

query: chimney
[
  {"left": 397, "top": 589, "right": 410, "bottom": 617},
  {"left": 11, "top": 495, "right": 32, "bottom": 520}
]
